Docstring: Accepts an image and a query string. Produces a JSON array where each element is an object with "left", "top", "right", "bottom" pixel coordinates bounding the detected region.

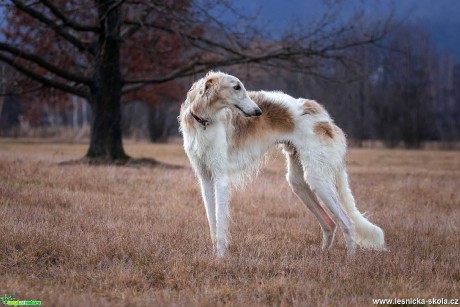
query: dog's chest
[
  {"left": 183, "top": 125, "right": 227, "bottom": 171},
  {"left": 183, "top": 122, "right": 272, "bottom": 178}
]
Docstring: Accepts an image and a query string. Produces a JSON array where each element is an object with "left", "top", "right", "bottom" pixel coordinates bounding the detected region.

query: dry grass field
[{"left": 1, "top": 138, "right": 459, "bottom": 306}]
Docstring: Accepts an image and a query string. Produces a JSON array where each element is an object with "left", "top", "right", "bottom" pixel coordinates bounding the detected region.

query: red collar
[{"left": 190, "top": 110, "right": 209, "bottom": 130}]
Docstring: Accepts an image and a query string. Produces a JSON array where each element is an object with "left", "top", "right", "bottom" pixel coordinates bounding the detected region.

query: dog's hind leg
[
  {"left": 304, "top": 166, "right": 357, "bottom": 254},
  {"left": 198, "top": 176, "right": 217, "bottom": 251},
  {"left": 283, "top": 145, "right": 337, "bottom": 250}
]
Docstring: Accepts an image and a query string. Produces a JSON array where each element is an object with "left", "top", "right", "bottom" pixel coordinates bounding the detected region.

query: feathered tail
[{"left": 336, "top": 169, "right": 386, "bottom": 250}]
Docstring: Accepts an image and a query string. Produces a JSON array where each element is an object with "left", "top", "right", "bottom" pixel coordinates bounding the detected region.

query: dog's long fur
[{"left": 179, "top": 71, "right": 385, "bottom": 257}]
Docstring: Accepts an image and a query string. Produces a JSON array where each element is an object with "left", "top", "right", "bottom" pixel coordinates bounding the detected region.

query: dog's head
[{"left": 187, "top": 71, "right": 262, "bottom": 118}]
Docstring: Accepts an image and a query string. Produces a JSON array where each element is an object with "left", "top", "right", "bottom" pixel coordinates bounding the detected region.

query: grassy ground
[{"left": 1, "top": 139, "right": 459, "bottom": 306}]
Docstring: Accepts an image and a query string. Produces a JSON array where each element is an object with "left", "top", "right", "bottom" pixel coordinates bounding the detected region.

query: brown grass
[{"left": 1, "top": 139, "right": 459, "bottom": 306}]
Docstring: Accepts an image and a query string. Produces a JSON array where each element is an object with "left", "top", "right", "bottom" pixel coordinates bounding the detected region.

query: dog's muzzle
[
  {"left": 253, "top": 108, "right": 262, "bottom": 116},
  {"left": 235, "top": 105, "right": 263, "bottom": 117}
]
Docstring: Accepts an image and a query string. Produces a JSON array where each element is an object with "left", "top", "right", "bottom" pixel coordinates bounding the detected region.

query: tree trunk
[
  {"left": 86, "top": 0, "right": 128, "bottom": 162},
  {"left": 148, "top": 101, "right": 168, "bottom": 142}
]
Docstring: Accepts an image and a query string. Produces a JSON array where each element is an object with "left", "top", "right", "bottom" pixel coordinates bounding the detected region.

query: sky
[
  {"left": 233, "top": 0, "right": 460, "bottom": 61},
  {"left": 1, "top": 1, "right": 459, "bottom": 61}
]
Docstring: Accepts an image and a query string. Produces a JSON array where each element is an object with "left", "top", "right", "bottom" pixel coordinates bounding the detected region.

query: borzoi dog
[{"left": 179, "top": 71, "right": 385, "bottom": 257}]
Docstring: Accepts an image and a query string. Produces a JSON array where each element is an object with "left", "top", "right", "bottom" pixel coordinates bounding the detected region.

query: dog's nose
[{"left": 254, "top": 108, "right": 262, "bottom": 116}]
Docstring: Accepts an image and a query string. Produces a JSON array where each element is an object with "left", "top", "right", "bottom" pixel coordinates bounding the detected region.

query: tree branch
[
  {"left": 11, "top": 0, "right": 94, "bottom": 54},
  {"left": 0, "top": 84, "right": 44, "bottom": 97},
  {"left": 123, "top": 20, "right": 245, "bottom": 58},
  {"left": 120, "top": 7, "right": 154, "bottom": 40},
  {"left": 0, "top": 53, "right": 90, "bottom": 98},
  {"left": 121, "top": 29, "right": 389, "bottom": 95},
  {"left": 121, "top": 48, "right": 309, "bottom": 93},
  {"left": 98, "top": 0, "right": 126, "bottom": 23},
  {"left": 0, "top": 42, "right": 92, "bottom": 85},
  {"left": 40, "top": 0, "right": 100, "bottom": 32}
]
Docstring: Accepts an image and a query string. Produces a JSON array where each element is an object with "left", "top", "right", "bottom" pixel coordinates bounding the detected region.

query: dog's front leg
[
  {"left": 198, "top": 176, "right": 217, "bottom": 250},
  {"left": 214, "top": 174, "right": 230, "bottom": 257}
]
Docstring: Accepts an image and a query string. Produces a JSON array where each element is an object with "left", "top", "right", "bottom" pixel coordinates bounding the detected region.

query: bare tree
[
  {"left": 368, "top": 25, "right": 434, "bottom": 148},
  {"left": 0, "top": 63, "right": 23, "bottom": 133},
  {"left": 0, "top": 65, "right": 6, "bottom": 121},
  {"left": 0, "top": 0, "right": 392, "bottom": 163}
]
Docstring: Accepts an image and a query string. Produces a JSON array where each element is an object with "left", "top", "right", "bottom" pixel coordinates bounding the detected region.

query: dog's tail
[{"left": 336, "top": 168, "right": 386, "bottom": 250}]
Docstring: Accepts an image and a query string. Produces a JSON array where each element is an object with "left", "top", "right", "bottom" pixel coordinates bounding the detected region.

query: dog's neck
[{"left": 190, "top": 110, "right": 209, "bottom": 130}]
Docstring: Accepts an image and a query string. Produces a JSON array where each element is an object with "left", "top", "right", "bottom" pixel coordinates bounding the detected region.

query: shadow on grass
[{"left": 59, "top": 157, "right": 183, "bottom": 169}]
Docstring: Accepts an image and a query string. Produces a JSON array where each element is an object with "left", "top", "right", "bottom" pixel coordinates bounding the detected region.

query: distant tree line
[
  {"left": 229, "top": 23, "right": 460, "bottom": 149},
  {"left": 0, "top": 1, "right": 458, "bottom": 149}
]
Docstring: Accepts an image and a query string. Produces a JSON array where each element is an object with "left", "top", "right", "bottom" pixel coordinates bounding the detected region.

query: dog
[{"left": 179, "top": 71, "right": 385, "bottom": 257}]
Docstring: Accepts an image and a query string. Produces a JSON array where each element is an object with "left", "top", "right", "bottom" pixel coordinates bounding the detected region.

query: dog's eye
[{"left": 233, "top": 84, "right": 241, "bottom": 91}]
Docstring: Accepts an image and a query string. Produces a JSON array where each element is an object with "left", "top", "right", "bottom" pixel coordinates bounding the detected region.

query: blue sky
[
  {"left": 1, "top": 1, "right": 459, "bottom": 61},
  {"left": 234, "top": 0, "right": 460, "bottom": 61}
]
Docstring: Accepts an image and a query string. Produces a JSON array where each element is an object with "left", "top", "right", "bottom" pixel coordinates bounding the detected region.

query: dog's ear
[
  {"left": 201, "top": 76, "right": 219, "bottom": 101},
  {"left": 205, "top": 78, "right": 215, "bottom": 91}
]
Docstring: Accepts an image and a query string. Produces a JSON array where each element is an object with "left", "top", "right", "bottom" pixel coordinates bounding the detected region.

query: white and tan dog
[{"left": 179, "top": 71, "right": 385, "bottom": 257}]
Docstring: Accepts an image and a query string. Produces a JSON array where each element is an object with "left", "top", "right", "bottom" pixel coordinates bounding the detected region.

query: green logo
[
  {"left": 0, "top": 296, "right": 14, "bottom": 305},
  {"left": 1, "top": 295, "right": 41, "bottom": 306}
]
